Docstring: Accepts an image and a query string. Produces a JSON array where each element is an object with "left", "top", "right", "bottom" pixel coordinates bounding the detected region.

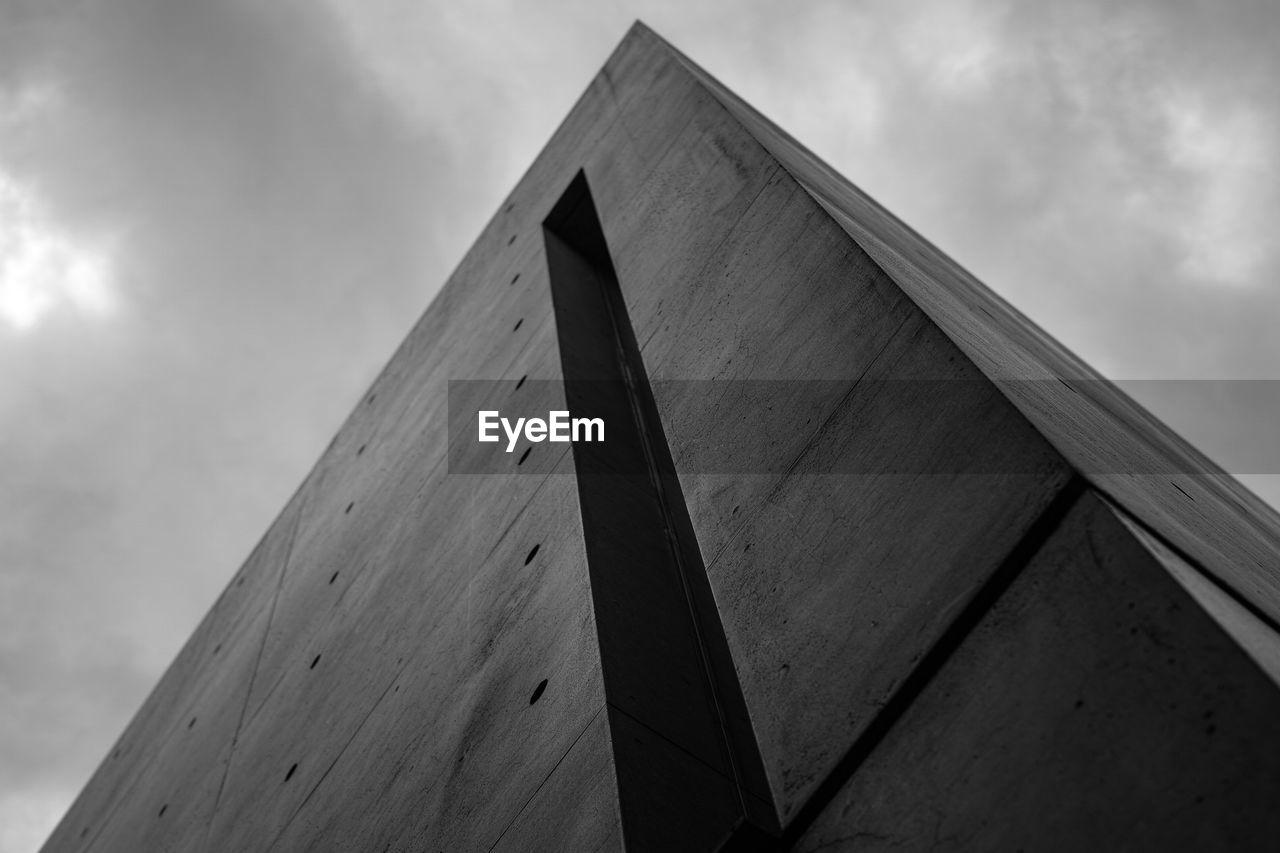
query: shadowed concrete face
[{"left": 42, "top": 22, "right": 1280, "bottom": 853}]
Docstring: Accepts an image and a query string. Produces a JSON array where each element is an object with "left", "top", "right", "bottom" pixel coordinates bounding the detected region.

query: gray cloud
[
  {"left": 2, "top": 1, "right": 1278, "bottom": 849},
  {"left": 0, "top": 0, "right": 457, "bottom": 846}
]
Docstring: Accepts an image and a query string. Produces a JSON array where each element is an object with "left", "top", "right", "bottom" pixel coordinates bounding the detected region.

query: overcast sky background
[{"left": 1, "top": 0, "right": 1278, "bottom": 849}]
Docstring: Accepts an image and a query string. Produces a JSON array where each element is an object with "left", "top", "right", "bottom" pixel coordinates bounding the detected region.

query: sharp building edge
[{"left": 44, "top": 22, "right": 1280, "bottom": 852}]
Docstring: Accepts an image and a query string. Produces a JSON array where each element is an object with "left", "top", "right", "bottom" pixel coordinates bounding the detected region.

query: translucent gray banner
[{"left": 447, "top": 379, "right": 1280, "bottom": 475}]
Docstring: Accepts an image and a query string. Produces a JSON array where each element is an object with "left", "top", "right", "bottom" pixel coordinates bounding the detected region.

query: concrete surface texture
[{"left": 43, "top": 21, "right": 1280, "bottom": 852}]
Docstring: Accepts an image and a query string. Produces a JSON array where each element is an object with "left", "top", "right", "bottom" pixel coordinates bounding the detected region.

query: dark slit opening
[{"left": 544, "top": 171, "right": 778, "bottom": 848}]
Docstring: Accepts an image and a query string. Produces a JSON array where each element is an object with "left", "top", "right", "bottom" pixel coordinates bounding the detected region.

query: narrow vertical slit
[{"left": 544, "top": 172, "right": 778, "bottom": 850}]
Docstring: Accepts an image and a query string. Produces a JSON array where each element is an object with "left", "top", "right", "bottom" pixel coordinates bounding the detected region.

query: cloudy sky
[{"left": 1, "top": 0, "right": 1277, "bottom": 849}]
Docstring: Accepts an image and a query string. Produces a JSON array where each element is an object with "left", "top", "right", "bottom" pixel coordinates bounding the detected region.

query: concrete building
[{"left": 44, "top": 22, "right": 1280, "bottom": 852}]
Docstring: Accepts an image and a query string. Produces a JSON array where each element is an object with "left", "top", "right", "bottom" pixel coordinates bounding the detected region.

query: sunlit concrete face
[{"left": 41, "top": 22, "right": 1280, "bottom": 852}]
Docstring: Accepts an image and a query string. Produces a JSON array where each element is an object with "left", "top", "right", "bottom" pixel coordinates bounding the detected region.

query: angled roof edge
[{"left": 626, "top": 22, "right": 1280, "bottom": 634}]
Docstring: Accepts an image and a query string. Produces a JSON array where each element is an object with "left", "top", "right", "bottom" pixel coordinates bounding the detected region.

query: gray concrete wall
[
  {"left": 45, "top": 22, "right": 1280, "bottom": 852},
  {"left": 796, "top": 492, "right": 1280, "bottom": 852}
]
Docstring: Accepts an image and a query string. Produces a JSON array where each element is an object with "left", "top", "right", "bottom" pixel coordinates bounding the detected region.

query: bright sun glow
[{"left": 0, "top": 168, "right": 114, "bottom": 332}]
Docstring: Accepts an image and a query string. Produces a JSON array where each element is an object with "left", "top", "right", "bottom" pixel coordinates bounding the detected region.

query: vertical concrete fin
[{"left": 545, "top": 172, "right": 780, "bottom": 845}]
